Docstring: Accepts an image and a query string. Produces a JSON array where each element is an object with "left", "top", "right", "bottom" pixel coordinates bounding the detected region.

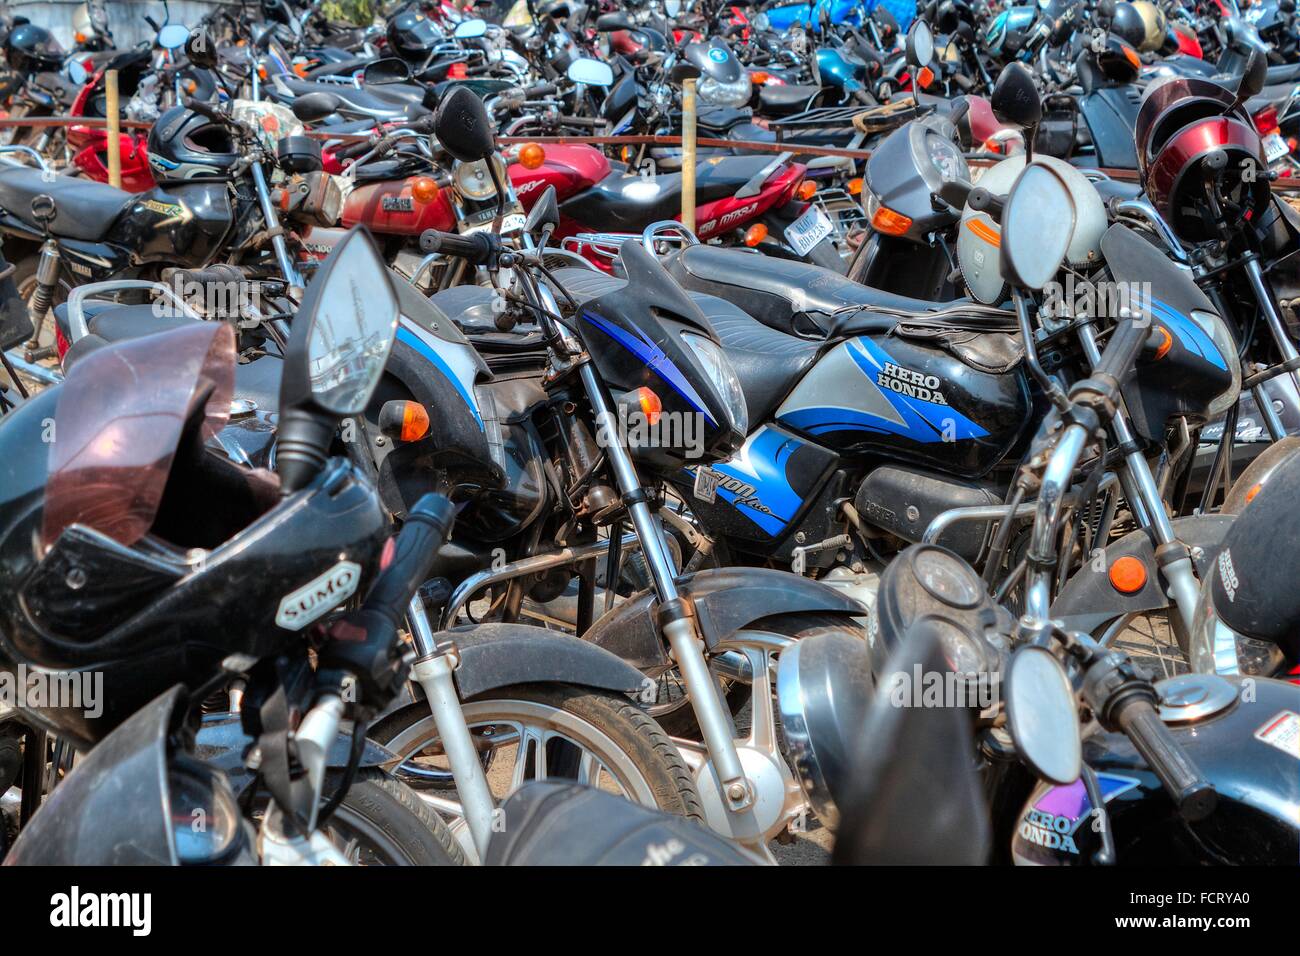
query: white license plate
[
  {"left": 785, "top": 206, "right": 833, "bottom": 257},
  {"left": 1265, "top": 132, "right": 1290, "bottom": 163},
  {"left": 464, "top": 212, "right": 527, "bottom": 235}
]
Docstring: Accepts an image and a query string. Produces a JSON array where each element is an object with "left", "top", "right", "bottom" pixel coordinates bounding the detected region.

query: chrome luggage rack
[{"left": 561, "top": 221, "right": 701, "bottom": 264}]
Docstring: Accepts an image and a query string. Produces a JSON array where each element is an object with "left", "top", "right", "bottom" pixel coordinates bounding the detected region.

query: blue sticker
[{"left": 708, "top": 47, "right": 729, "bottom": 62}]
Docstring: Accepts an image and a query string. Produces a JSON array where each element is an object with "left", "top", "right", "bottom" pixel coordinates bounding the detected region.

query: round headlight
[
  {"left": 167, "top": 760, "right": 243, "bottom": 864},
  {"left": 697, "top": 75, "right": 752, "bottom": 108},
  {"left": 681, "top": 331, "right": 748, "bottom": 436},
  {"left": 452, "top": 158, "right": 499, "bottom": 201},
  {"left": 1189, "top": 574, "right": 1285, "bottom": 676}
]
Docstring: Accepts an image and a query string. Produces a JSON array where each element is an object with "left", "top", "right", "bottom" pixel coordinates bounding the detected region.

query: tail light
[
  {"left": 55, "top": 326, "right": 70, "bottom": 363},
  {"left": 1254, "top": 106, "right": 1281, "bottom": 135}
]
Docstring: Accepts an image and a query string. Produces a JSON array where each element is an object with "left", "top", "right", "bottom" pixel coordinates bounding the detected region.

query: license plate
[
  {"left": 1265, "top": 132, "right": 1290, "bottom": 163},
  {"left": 785, "top": 206, "right": 833, "bottom": 257},
  {"left": 464, "top": 212, "right": 527, "bottom": 235}
]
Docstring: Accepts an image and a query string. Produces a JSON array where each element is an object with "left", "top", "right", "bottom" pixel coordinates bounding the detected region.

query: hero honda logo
[
  {"left": 877, "top": 362, "right": 949, "bottom": 405},
  {"left": 276, "top": 561, "right": 361, "bottom": 630}
]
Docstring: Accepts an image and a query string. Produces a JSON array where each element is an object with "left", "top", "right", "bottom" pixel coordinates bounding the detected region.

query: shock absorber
[{"left": 23, "top": 240, "right": 61, "bottom": 359}]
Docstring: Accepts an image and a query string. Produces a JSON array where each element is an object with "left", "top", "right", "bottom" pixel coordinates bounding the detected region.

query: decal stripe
[{"left": 396, "top": 324, "right": 484, "bottom": 429}]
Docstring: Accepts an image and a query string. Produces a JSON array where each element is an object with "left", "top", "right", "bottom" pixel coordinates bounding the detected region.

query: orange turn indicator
[{"left": 1108, "top": 556, "right": 1147, "bottom": 594}]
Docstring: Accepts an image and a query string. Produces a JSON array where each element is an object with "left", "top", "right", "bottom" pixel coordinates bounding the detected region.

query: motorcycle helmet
[
  {"left": 1135, "top": 76, "right": 1269, "bottom": 242},
  {"left": 387, "top": 9, "right": 442, "bottom": 60},
  {"left": 5, "top": 22, "right": 65, "bottom": 74},
  {"left": 957, "top": 155, "right": 1107, "bottom": 304},
  {"left": 1109, "top": 2, "right": 1148, "bottom": 47},
  {"left": 147, "top": 103, "right": 239, "bottom": 182},
  {"left": 0, "top": 322, "right": 388, "bottom": 749},
  {"left": 1131, "top": 0, "right": 1166, "bottom": 51}
]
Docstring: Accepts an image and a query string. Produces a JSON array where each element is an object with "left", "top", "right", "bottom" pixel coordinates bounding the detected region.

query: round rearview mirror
[
  {"left": 158, "top": 23, "right": 191, "bottom": 50},
  {"left": 567, "top": 56, "right": 615, "bottom": 87},
  {"left": 1005, "top": 645, "right": 1082, "bottom": 786},
  {"left": 289, "top": 228, "right": 400, "bottom": 417},
  {"left": 906, "top": 20, "right": 935, "bottom": 67},
  {"left": 454, "top": 18, "right": 488, "bottom": 39},
  {"left": 1001, "top": 162, "right": 1075, "bottom": 291},
  {"left": 990, "top": 61, "right": 1042, "bottom": 130},
  {"left": 66, "top": 59, "right": 89, "bottom": 86}
]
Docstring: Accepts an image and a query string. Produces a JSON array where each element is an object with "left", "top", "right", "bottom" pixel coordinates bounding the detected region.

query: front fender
[
  {"left": 446, "top": 622, "right": 648, "bottom": 699},
  {"left": 584, "top": 567, "right": 866, "bottom": 676},
  {"left": 1051, "top": 515, "right": 1233, "bottom": 635}
]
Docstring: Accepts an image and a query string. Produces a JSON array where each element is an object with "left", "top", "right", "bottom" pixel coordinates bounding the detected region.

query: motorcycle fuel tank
[{"left": 105, "top": 182, "right": 234, "bottom": 266}]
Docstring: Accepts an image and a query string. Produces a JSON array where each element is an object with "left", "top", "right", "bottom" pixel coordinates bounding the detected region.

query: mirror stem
[{"left": 276, "top": 407, "right": 336, "bottom": 496}]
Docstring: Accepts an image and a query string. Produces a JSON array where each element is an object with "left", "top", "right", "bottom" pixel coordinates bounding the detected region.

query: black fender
[
  {"left": 195, "top": 710, "right": 398, "bottom": 798},
  {"left": 583, "top": 566, "right": 867, "bottom": 676},
  {"left": 446, "top": 622, "right": 648, "bottom": 699},
  {"left": 1051, "top": 515, "right": 1234, "bottom": 636}
]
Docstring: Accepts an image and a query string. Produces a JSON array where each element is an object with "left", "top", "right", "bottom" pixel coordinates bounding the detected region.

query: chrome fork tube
[
  {"left": 249, "top": 162, "right": 304, "bottom": 291},
  {"left": 1078, "top": 324, "right": 1200, "bottom": 630},
  {"left": 1243, "top": 257, "right": 1300, "bottom": 428},
  {"left": 1023, "top": 422, "right": 1088, "bottom": 632},
  {"left": 406, "top": 593, "right": 496, "bottom": 861}
]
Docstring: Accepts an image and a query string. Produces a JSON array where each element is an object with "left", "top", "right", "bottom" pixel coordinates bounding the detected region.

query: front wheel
[
  {"left": 369, "top": 684, "right": 705, "bottom": 843},
  {"left": 320, "top": 767, "right": 467, "bottom": 865}
]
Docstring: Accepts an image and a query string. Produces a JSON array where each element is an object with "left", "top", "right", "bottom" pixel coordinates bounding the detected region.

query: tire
[
  {"left": 321, "top": 767, "right": 466, "bottom": 865},
  {"left": 1096, "top": 610, "right": 1191, "bottom": 682},
  {"left": 369, "top": 683, "right": 704, "bottom": 825}
]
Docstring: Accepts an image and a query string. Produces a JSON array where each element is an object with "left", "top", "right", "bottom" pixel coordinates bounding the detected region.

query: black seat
[
  {"left": 559, "top": 155, "right": 788, "bottom": 233},
  {"left": 0, "top": 168, "right": 135, "bottom": 242},
  {"left": 272, "top": 76, "right": 429, "bottom": 120},
  {"left": 549, "top": 266, "right": 820, "bottom": 422},
  {"left": 1266, "top": 62, "right": 1300, "bottom": 86},
  {"left": 487, "top": 782, "right": 757, "bottom": 866},
  {"left": 666, "top": 244, "right": 937, "bottom": 337},
  {"left": 758, "top": 84, "right": 820, "bottom": 115}
]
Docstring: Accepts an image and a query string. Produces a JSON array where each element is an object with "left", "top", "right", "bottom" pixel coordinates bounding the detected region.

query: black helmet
[
  {"left": 5, "top": 22, "right": 65, "bottom": 74},
  {"left": 387, "top": 10, "right": 442, "bottom": 60},
  {"left": 147, "top": 103, "right": 239, "bottom": 182},
  {"left": 1110, "top": 2, "right": 1148, "bottom": 47},
  {"left": 0, "top": 323, "right": 388, "bottom": 748}
]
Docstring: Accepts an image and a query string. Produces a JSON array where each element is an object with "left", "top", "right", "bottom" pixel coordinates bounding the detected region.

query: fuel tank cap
[{"left": 1155, "top": 674, "right": 1238, "bottom": 724}]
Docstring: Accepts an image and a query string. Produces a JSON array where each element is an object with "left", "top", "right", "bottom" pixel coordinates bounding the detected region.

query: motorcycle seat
[
  {"left": 0, "top": 168, "right": 134, "bottom": 242},
  {"left": 759, "top": 84, "right": 821, "bottom": 115},
  {"left": 664, "top": 244, "right": 939, "bottom": 337},
  {"left": 550, "top": 266, "right": 821, "bottom": 422},
  {"left": 487, "top": 782, "right": 758, "bottom": 865},
  {"left": 560, "top": 155, "right": 787, "bottom": 232},
  {"left": 274, "top": 77, "right": 430, "bottom": 119},
  {"left": 1266, "top": 62, "right": 1300, "bottom": 86}
]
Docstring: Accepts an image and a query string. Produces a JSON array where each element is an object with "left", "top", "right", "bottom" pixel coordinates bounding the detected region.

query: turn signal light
[
  {"left": 1152, "top": 325, "right": 1173, "bottom": 360},
  {"left": 917, "top": 66, "right": 935, "bottom": 89},
  {"left": 847, "top": 177, "right": 863, "bottom": 196},
  {"left": 796, "top": 180, "right": 817, "bottom": 201},
  {"left": 870, "top": 204, "right": 912, "bottom": 236},
  {"left": 519, "top": 143, "right": 546, "bottom": 170},
  {"left": 1108, "top": 556, "right": 1147, "bottom": 595},
  {"left": 744, "top": 222, "right": 768, "bottom": 246},
  {"left": 411, "top": 176, "right": 439, "bottom": 204},
  {"left": 75, "top": 31, "right": 88, "bottom": 44},
  {"left": 617, "top": 387, "right": 662, "bottom": 425},
  {"left": 449, "top": 63, "right": 468, "bottom": 80},
  {"left": 1245, "top": 483, "right": 1263, "bottom": 504},
  {"left": 751, "top": 71, "right": 770, "bottom": 85},
  {"left": 379, "top": 400, "right": 431, "bottom": 443}
]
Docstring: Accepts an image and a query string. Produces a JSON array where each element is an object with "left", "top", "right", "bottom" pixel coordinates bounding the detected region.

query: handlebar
[
  {"left": 1113, "top": 694, "right": 1218, "bottom": 821},
  {"left": 362, "top": 493, "right": 456, "bottom": 625},
  {"left": 1090, "top": 314, "right": 1150, "bottom": 386},
  {"left": 418, "top": 229, "right": 496, "bottom": 265}
]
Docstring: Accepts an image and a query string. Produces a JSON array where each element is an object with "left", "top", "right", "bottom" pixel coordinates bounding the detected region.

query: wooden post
[
  {"left": 681, "top": 78, "right": 697, "bottom": 234},
  {"left": 105, "top": 70, "right": 122, "bottom": 189}
]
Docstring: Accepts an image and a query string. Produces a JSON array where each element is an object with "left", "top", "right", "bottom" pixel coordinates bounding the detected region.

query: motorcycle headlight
[
  {"left": 1189, "top": 574, "right": 1284, "bottom": 676},
  {"left": 697, "top": 75, "right": 752, "bottom": 108},
  {"left": 167, "top": 758, "right": 244, "bottom": 864},
  {"left": 681, "top": 332, "right": 747, "bottom": 436},
  {"left": 452, "top": 158, "right": 499, "bottom": 201},
  {"left": 1191, "top": 309, "right": 1242, "bottom": 418}
]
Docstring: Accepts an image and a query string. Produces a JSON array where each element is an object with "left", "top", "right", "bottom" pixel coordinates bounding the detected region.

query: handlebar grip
[
  {"left": 526, "top": 81, "right": 558, "bottom": 98},
  {"left": 967, "top": 187, "right": 1005, "bottom": 220},
  {"left": 559, "top": 115, "right": 605, "bottom": 128},
  {"left": 418, "top": 229, "right": 493, "bottom": 264},
  {"left": 949, "top": 97, "right": 971, "bottom": 125},
  {"left": 409, "top": 113, "right": 439, "bottom": 135},
  {"left": 1115, "top": 697, "right": 1217, "bottom": 821},
  {"left": 335, "top": 138, "right": 373, "bottom": 161},
  {"left": 1091, "top": 316, "right": 1148, "bottom": 386},
  {"left": 185, "top": 96, "right": 226, "bottom": 124},
  {"left": 361, "top": 494, "right": 455, "bottom": 622}
]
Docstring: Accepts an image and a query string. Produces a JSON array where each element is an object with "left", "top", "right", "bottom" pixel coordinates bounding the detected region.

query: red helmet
[{"left": 1136, "top": 76, "right": 1268, "bottom": 242}]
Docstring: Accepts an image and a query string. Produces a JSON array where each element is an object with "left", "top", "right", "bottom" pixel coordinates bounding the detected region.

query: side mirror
[
  {"left": 525, "top": 184, "right": 560, "bottom": 242},
  {"left": 185, "top": 28, "right": 217, "bottom": 69},
  {"left": 1096, "top": 0, "right": 1116, "bottom": 25},
  {"left": 434, "top": 85, "right": 495, "bottom": 163},
  {"left": 453, "top": 18, "right": 488, "bottom": 39},
  {"left": 938, "top": 1, "right": 960, "bottom": 33},
  {"left": 158, "top": 23, "right": 190, "bottom": 50},
  {"left": 1233, "top": 48, "right": 1268, "bottom": 109},
  {"left": 1005, "top": 645, "right": 1082, "bottom": 785},
  {"left": 567, "top": 56, "right": 614, "bottom": 87},
  {"left": 292, "top": 91, "right": 343, "bottom": 122},
  {"left": 276, "top": 227, "right": 399, "bottom": 493},
  {"left": 67, "top": 59, "right": 89, "bottom": 86},
  {"left": 1001, "top": 162, "right": 1076, "bottom": 290},
  {"left": 595, "top": 12, "right": 637, "bottom": 31},
  {"left": 363, "top": 57, "right": 412, "bottom": 85},
  {"left": 905, "top": 19, "right": 935, "bottom": 68},
  {"left": 990, "top": 62, "right": 1042, "bottom": 131}
]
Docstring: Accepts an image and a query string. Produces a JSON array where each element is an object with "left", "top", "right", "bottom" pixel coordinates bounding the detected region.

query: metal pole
[
  {"left": 105, "top": 70, "right": 122, "bottom": 189},
  {"left": 681, "top": 78, "right": 697, "bottom": 234}
]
